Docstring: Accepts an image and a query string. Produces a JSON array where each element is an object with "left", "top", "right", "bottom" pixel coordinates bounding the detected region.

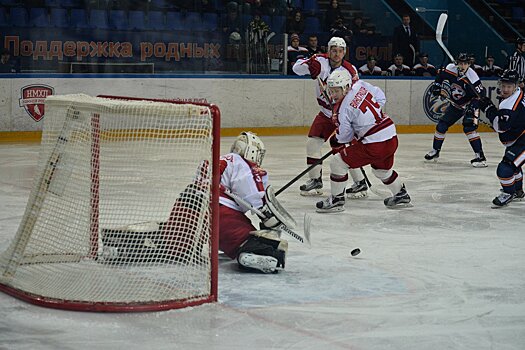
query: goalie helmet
[
  {"left": 231, "top": 131, "right": 266, "bottom": 166},
  {"left": 327, "top": 37, "right": 347, "bottom": 54}
]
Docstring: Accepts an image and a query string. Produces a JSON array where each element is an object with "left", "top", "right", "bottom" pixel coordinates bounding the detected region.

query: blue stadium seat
[
  {"left": 90, "top": 9, "right": 109, "bottom": 30},
  {"left": 50, "top": 8, "right": 68, "bottom": 28},
  {"left": 147, "top": 11, "right": 165, "bottom": 30},
  {"left": 303, "top": 0, "right": 318, "bottom": 11},
  {"left": 150, "top": 0, "right": 178, "bottom": 11},
  {"left": 304, "top": 16, "right": 320, "bottom": 33},
  {"left": 128, "top": 11, "right": 146, "bottom": 30},
  {"left": 0, "top": 0, "right": 23, "bottom": 6},
  {"left": 70, "top": 9, "right": 89, "bottom": 29},
  {"left": 60, "top": 0, "right": 82, "bottom": 8},
  {"left": 186, "top": 12, "right": 204, "bottom": 31},
  {"left": 109, "top": 10, "right": 128, "bottom": 30},
  {"left": 9, "top": 7, "right": 29, "bottom": 27},
  {"left": 272, "top": 15, "right": 286, "bottom": 33},
  {"left": 45, "top": 0, "right": 61, "bottom": 7},
  {"left": 30, "top": 8, "right": 49, "bottom": 27},
  {"left": 203, "top": 12, "right": 218, "bottom": 31},
  {"left": 0, "top": 7, "right": 7, "bottom": 27},
  {"left": 165, "top": 12, "right": 185, "bottom": 31}
]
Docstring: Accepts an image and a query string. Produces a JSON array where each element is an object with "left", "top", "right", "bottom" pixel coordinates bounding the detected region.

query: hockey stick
[
  {"left": 223, "top": 187, "right": 310, "bottom": 245},
  {"left": 436, "top": 13, "right": 454, "bottom": 64},
  {"left": 275, "top": 149, "right": 332, "bottom": 197}
]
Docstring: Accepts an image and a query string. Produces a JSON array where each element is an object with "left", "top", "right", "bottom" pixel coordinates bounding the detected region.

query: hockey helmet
[
  {"left": 516, "top": 37, "right": 525, "bottom": 46},
  {"left": 456, "top": 53, "right": 469, "bottom": 62},
  {"left": 327, "top": 36, "right": 347, "bottom": 53},
  {"left": 231, "top": 131, "right": 266, "bottom": 166},
  {"left": 499, "top": 69, "right": 519, "bottom": 84}
]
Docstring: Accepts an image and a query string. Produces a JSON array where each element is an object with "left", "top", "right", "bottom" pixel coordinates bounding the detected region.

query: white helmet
[
  {"left": 231, "top": 131, "right": 266, "bottom": 166},
  {"left": 327, "top": 37, "right": 347, "bottom": 54},
  {"left": 327, "top": 69, "right": 352, "bottom": 93}
]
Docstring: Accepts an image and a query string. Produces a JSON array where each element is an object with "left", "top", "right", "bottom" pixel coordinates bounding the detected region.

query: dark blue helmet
[
  {"left": 456, "top": 53, "right": 469, "bottom": 62},
  {"left": 516, "top": 37, "right": 525, "bottom": 46},
  {"left": 499, "top": 69, "right": 519, "bottom": 84}
]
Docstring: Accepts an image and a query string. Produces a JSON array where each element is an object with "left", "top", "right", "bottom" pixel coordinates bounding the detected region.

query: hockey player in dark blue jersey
[
  {"left": 424, "top": 53, "right": 488, "bottom": 167},
  {"left": 479, "top": 69, "right": 525, "bottom": 207}
]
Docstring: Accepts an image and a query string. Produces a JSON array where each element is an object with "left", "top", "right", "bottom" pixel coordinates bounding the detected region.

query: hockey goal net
[{"left": 0, "top": 94, "right": 220, "bottom": 312}]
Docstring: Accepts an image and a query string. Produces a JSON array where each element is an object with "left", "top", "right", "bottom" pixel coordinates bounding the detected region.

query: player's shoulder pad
[
  {"left": 444, "top": 63, "right": 457, "bottom": 75},
  {"left": 465, "top": 68, "right": 480, "bottom": 84},
  {"left": 500, "top": 89, "right": 524, "bottom": 111},
  {"left": 342, "top": 60, "right": 358, "bottom": 75}
]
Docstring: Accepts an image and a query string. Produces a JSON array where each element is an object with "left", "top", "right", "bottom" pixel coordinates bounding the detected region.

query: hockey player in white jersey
[
  {"left": 315, "top": 69, "right": 411, "bottom": 212},
  {"left": 219, "top": 132, "right": 291, "bottom": 273},
  {"left": 292, "top": 37, "right": 365, "bottom": 198}
]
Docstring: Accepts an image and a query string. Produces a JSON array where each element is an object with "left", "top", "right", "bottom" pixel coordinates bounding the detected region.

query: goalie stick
[{"left": 223, "top": 186, "right": 311, "bottom": 245}]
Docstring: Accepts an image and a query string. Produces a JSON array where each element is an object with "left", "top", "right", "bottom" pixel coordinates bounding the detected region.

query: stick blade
[
  {"left": 436, "top": 13, "right": 448, "bottom": 38},
  {"left": 303, "top": 214, "right": 312, "bottom": 247}
]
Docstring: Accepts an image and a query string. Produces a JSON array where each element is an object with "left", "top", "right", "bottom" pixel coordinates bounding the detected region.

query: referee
[{"left": 506, "top": 37, "right": 525, "bottom": 89}]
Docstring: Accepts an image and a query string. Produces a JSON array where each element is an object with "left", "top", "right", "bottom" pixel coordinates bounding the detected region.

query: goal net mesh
[{"left": 0, "top": 94, "right": 219, "bottom": 311}]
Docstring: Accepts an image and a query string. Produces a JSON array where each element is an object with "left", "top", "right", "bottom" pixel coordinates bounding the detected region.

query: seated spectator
[
  {"left": 468, "top": 54, "right": 484, "bottom": 76},
  {"left": 0, "top": 49, "right": 16, "bottom": 73},
  {"left": 199, "top": 0, "right": 216, "bottom": 12},
  {"left": 287, "top": 33, "right": 308, "bottom": 75},
  {"left": 412, "top": 53, "right": 437, "bottom": 76},
  {"left": 387, "top": 53, "right": 411, "bottom": 76},
  {"left": 286, "top": 9, "right": 305, "bottom": 35},
  {"left": 482, "top": 55, "right": 503, "bottom": 77},
  {"left": 329, "top": 16, "right": 352, "bottom": 46},
  {"left": 250, "top": 0, "right": 271, "bottom": 16},
  {"left": 221, "top": 4, "right": 243, "bottom": 38},
  {"left": 325, "top": 0, "right": 343, "bottom": 31},
  {"left": 351, "top": 16, "right": 374, "bottom": 36},
  {"left": 306, "top": 35, "right": 323, "bottom": 57},
  {"left": 358, "top": 55, "right": 383, "bottom": 76}
]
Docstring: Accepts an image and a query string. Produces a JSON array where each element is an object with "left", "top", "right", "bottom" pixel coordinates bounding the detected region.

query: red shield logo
[{"left": 19, "top": 85, "right": 54, "bottom": 122}]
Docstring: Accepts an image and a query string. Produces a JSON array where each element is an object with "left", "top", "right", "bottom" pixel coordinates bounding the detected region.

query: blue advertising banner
[{"left": 1, "top": 28, "right": 232, "bottom": 73}]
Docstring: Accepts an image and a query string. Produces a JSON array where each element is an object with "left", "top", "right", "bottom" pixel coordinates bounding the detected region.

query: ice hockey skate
[
  {"left": 470, "top": 151, "right": 487, "bottom": 168},
  {"left": 514, "top": 189, "right": 525, "bottom": 201},
  {"left": 424, "top": 149, "right": 440, "bottom": 162},
  {"left": 238, "top": 252, "right": 279, "bottom": 274},
  {"left": 300, "top": 177, "right": 323, "bottom": 196},
  {"left": 492, "top": 192, "right": 513, "bottom": 208},
  {"left": 316, "top": 193, "right": 345, "bottom": 213},
  {"left": 384, "top": 184, "right": 412, "bottom": 208},
  {"left": 346, "top": 179, "right": 368, "bottom": 198}
]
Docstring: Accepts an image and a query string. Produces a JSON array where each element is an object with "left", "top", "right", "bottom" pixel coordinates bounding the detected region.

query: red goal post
[{"left": 0, "top": 94, "right": 220, "bottom": 312}]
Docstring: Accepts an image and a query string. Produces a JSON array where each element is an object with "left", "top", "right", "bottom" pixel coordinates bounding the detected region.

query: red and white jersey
[
  {"left": 293, "top": 54, "right": 359, "bottom": 118},
  {"left": 333, "top": 80, "right": 395, "bottom": 144},
  {"left": 219, "top": 152, "right": 268, "bottom": 212}
]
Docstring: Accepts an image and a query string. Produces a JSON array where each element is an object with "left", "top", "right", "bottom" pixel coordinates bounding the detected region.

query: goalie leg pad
[{"left": 237, "top": 230, "right": 287, "bottom": 273}]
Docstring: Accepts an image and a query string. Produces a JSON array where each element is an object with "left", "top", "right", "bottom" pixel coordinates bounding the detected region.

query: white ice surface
[{"left": 1, "top": 133, "right": 525, "bottom": 350}]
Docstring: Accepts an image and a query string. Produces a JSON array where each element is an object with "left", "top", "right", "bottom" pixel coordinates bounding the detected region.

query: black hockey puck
[{"left": 350, "top": 248, "right": 361, "bottom": 256}]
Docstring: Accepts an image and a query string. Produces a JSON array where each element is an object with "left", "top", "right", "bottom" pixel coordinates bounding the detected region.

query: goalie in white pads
[
  {"left": 219, "top": 132, "right": 293, "bottom": 273},
  {"left": 316, "top": 69, "right": 412, "bottom": 212},
  {"left": 292, "top": 37, "right": 361, "bottom": 196}
]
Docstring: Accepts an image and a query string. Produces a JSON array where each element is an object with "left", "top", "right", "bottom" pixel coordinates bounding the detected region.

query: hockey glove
[
  {"left": 478, "top": 96, "right": 495, "bottom": 113},
  {"left": 430, "top": 82, "right": 442, "bottom": 97},
  {"left": 463, "top": 104, "right": 479, "bottom": 127},
  {"left": 306, "top": 55, "right": 321, "bottom": 79},
  {"left": 329, "top": 134, "right": 345, "bottom": 154}
]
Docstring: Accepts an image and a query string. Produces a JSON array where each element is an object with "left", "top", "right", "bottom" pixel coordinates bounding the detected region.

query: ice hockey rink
[{"left": 1, "top": 132, "right": 524, "bottom": 350}]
